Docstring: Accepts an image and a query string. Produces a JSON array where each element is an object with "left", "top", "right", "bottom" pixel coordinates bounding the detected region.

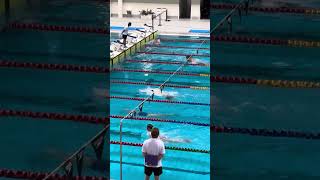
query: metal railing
[
  {"left": 151, "top": 9, "right": 168, "bottom": 30},
  {"left": 212, "top": 0, "right": 254, "bottom": 33},
  {"left": 43, "top": 124, "right": 110, "bottom": 180}
]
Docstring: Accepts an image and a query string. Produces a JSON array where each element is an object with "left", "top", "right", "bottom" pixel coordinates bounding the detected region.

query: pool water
[
  {"left": 212, "top": 1, "right": 320, "bottom": 180},
  {"left": 0, "top": 0, "right": 108, "bottom": 178},
  {"left": 213, "top": 0, "right": 320, "bottom": 8},
  {"left": 110, "top": 34, "right": 210, "bottom": 179}
]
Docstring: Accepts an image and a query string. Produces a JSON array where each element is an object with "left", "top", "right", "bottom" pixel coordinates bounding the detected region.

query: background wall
[
  {"left": 111, "top": 0, "right": 202, "bottom": 19},
  {"left": 191, "top": 0, "right": 200, "bottom": 19}
]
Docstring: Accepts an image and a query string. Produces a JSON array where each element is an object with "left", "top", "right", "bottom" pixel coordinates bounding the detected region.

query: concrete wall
[
  {"left": 0, "top": 0, "right": 28, "bottom": 27},
  {"left": 0, "top": 1, "right": 4, "bottom": 16},
  {"left": 111, "top": 0, "right": 201, "bottom": 19},
  {"left": 191, "top": 0, "right": 200, "bottom": 19}
]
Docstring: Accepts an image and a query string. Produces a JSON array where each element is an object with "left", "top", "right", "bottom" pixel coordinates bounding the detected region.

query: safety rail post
[
  {"left": 165, "top": 9, "right": 168, "bottom": 21},
  {"left": 158, "top": 11, "right": 162, "bottom": 26},
  {"left": 5, "top": 0, "right": 10, "bottom": 24},
  {"left": 151, "top": 14, "right": 154, "bottom": 30}
]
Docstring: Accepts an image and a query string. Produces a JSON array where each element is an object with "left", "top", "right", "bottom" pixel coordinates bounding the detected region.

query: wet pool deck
[{"left": 111, "top": 17, "right": 210, "bottom": 36}]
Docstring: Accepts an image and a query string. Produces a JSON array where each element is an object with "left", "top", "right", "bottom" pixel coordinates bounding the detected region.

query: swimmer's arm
[{"left": 159, "top": 135, "right": 167, "bottom": 141}]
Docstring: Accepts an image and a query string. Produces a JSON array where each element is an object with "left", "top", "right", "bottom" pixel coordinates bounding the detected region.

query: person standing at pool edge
[
  {"left": 142, "top": 128, "right": 165, "bottom": 180},
  {"left": 121, "top": 22, "right": 131, "bottom": 48}
]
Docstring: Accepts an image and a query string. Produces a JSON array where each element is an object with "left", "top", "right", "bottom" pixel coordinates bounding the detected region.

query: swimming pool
[
  {"left": 212, "top": 1, "right": 320, "bottom": 179},
  {"left": 0, "top": 0, "right": 108, "bottom": 178},
  {"left": 110, "top": 34, "right": 210, "bottom": 179}
]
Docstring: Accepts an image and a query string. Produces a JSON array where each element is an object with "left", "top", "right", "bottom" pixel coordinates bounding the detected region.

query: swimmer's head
[
  {"left": 147, "top": 124, "right": 153, "bottom": 132},
  {"left": 186, "top": 55, "right": 192, "bottom": 61},
  {"left": 128, "top": 22, "right": 132, "bottom": 27},
  {"left": 165, "top": 95, "right": 174, "bottom": 100}
]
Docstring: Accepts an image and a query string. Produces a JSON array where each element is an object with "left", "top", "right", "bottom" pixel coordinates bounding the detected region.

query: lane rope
[
  {"left": 212, "top": 125, "right": 320, "bottom": 140},
  {"left": 108, "top": 96, "right": 210, "bottom": 106},
  {"left": 211, "top": 3, "right": 320, "bottom": 15},
  {"left": 110, "top": 141, "right": 209, "bottom": 154},
  {"left": 0, "top": 169, "right": 107, "bottom": 180},
  {"left": 2, "top": 109, "right": 319, "bottom": 140},
  {"left": 112, "top": 68, "right": 210, "bottom": 77},
  {"left": 0, "top": 61, "right": 209, "bottom": 76},
  {"left": 212, "top": 76, "right": 320, "bottom": 88},
  {"left": 2, "top": 61, "right": 317, "bottom": 88},
  {"left": 0, "top": 109, "right": 208, "bottom": 126},
  {"left": 6, "top": 22, "right": 108, "bottom": 34},
  {"left": 212, "top": 35, "right": 320, "bottom": 47},
  {"left": 111, "top": 80, "right": 210, "bottom": 90},
  {"left": 0, "top": 60, "right": 108, "bottom": 73},
  {"left": 110, "top": 115, "right": 209, "bottom": 126}
]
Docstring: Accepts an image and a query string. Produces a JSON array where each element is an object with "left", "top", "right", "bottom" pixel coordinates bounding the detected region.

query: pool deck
[{"left": 111, "top": 17, "right": 210, "bottom": 36}]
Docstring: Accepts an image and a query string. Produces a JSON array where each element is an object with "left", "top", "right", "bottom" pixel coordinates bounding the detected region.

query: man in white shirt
[
  {"left": 142, "top": 127, "right": 165, "bottom": 180},
  {"left": 120, "top": 22, "right": 131, "bottom": 48}
]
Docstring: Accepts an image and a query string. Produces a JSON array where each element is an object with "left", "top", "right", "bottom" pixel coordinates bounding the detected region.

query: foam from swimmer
[{"left": 139, "top": 87, "right": 179, "bottom": 98}]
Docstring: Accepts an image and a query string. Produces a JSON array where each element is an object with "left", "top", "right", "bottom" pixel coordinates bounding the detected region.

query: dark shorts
[
  {"left": 144, "top": 166, "right": 162, "bottom": 176},
  {"left": 122, "top": 34, "right": 128, "bottom": 39}
]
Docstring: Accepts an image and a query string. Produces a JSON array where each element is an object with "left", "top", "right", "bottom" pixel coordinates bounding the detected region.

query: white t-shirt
[
  {"left": 121, "top": 27, "right": 129, "bottom": 36},
  {"left": 142, "top": 138, "right": 165, "bottom": 167}
]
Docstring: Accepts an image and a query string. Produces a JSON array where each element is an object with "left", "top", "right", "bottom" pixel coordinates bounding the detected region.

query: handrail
[
  {"left": 43, "top": 124, "right": 110, "bottom": 180},
  {"left": 212, "top": 0, "right": 249, "bottom": 33}
]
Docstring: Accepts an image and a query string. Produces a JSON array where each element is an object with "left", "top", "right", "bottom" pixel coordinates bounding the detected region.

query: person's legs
[
  {"left": 153, "top": 167, "right": 162, "bottom": 180},
  {"left": 145, "top": 166, "right": 152, "bottom": 180},
  {"left": 123, "top": 35, "right": 127, "bottom": 47}
]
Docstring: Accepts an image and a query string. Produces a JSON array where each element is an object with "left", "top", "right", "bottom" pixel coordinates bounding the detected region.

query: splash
[{"left": 139, "top": 87, "right": 179, "bottom": 98}]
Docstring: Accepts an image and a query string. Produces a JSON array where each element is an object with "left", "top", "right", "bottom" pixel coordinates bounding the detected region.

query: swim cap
[{"left": 147, "top": 124, "right": 153, "bottom": 129}]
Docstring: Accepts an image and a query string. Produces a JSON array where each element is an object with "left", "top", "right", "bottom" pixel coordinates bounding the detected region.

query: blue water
[
  {"left": 0, "top": 0, "right": 108, "bottom": 178},
  {"left": 110, "top": 35, "right": 210, "bottom": 179},
  {"left": 212, "top": 1, "right": 320, "bottom": 179}
]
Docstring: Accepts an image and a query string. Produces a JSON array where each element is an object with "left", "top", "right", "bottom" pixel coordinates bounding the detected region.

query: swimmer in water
[
  {"left": 153, "top": 38, "right": 161, "bottom": 45},
  {"left": 140, "top": 87, "right": 177, "bottom": 101},
  {"left": 146, "top": 124, "right": 191, "bottom": 143},
  {"left": 164, "top": 94, "right": 174, "bottom": 100},
  {"left": 186, "top": 55, "right": 207, "bottom": 66},
  {"left": 136, "top": 111, "right": 174, "bottom": 118},
  {"left": 186, "top": 55, "right": 194, "bottom": 64}
]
